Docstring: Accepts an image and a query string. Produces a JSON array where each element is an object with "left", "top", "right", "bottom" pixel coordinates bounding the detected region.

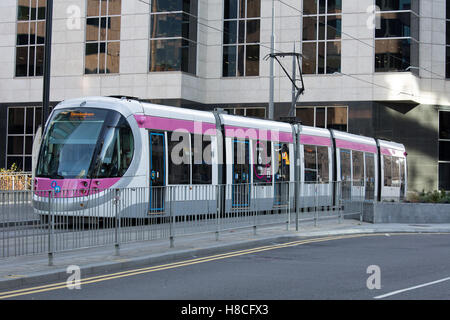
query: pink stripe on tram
[
  {"left": 134, "top": 115, "right": 217, "bottom": 135},
  {"left": 224, "top": 125, "right": 293, "bottom": 143},
  {"left": 300, "top": 134, "right": 332, "bottom": 147},
  {"left": 336, "top": 139, "right": 378, "bottom": 153}
]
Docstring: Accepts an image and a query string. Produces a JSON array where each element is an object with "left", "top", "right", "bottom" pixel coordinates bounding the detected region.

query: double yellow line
[{"left": 0, "top": 233, "right": 429, "bottom": 299}]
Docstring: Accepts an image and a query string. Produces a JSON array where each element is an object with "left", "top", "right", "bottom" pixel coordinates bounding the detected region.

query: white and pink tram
[{"left": 33, "top": 96, "right": 407, "bottom": 217}]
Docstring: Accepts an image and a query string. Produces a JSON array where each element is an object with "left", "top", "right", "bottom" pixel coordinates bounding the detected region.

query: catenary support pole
[{"left": 268, "top": 0, "right": 275, "bottom": 120}]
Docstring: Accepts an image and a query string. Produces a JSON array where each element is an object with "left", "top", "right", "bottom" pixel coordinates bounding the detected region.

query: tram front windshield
[{"left": 36, "top": 108, "right": 134, "bottom": 180}]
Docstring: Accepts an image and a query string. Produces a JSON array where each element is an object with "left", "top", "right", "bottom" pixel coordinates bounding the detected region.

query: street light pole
[
  {"left": 42, "top": 0, "right": 53, "bottom": 127},
  {"left": 268, "top": 0, "right": 274, "bottom": 120}
]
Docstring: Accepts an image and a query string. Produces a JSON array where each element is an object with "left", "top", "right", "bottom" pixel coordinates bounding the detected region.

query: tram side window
[
  {"left": 304, "top": 145, "right": 329, "bottom": 183},
  {"left": 392, "top": 156, "right": 400, "bottom": 187},
  {"left": 384, "top": 155, "right": 392, "bottom": 186},
  {"left": 275, "top": 143, "right": 290, "bottom": 181},
  {"left": 191, "top": 134, "right": 212, "bottom": 184},
  {"left": 304, "top": 145, "right": 317, "bottom": 182},
  {"left": 340, "top": 149, "right": 351, "bottom": 182},
  {"left": 253, "top": 140, "right": 272, "bottom": 184},
  {"left": 95, "top": 118, "right": 134, "bottom": 178},
  {"left": 317, "top": 146, "right": 329, "bottom": 183},
  {"left": 352, "top": 150, "right": 364, "bottom": 186},
  {"left": 168, "top": 131, "right": 190, "bottom": 184}
]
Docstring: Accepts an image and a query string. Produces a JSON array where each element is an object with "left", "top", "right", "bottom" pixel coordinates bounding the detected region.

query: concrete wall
[
  {"left": 363, "top": 202, "right": 450, "bottom": 224},
  {"left": 372, "top": 103, "right": 439, "bottom": 192}
]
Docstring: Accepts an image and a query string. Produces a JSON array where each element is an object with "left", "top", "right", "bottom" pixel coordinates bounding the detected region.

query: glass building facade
[
  {"left": 15, "top": 0, "right": 46, "bottom": 77},
  {"left": 85, "top": 0, "right": 122, "bottom": 74},
  {"left": 149, "top": 0, "right": 198, "bottom": 74},
  {"left": 302, "top": 0, "right": 342, "bottom": 74},
  {"left": 222, "top": 0, "right": 261, "bottom": 77},
  {"left": 374, "top": 0, "right": 419, "bottom": 73}
]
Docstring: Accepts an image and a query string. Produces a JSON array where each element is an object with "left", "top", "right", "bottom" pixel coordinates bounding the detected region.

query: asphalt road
[{"left": 3, "top": 233, "right": 450, "bottom": 300}]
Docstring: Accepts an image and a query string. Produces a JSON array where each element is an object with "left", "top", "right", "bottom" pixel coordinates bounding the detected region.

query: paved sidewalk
[{"left": 1, "top": 219, "right": 450, "bottom": 291}]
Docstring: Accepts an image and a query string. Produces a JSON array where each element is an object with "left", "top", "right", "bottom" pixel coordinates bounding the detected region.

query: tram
[{"left": 33, "top": 96, "right": 407, "bottom": 217}]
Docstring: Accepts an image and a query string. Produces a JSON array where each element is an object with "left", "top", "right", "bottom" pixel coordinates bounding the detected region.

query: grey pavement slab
[{"left": 1, "top": 219, "right": 450, "bottom": 291}]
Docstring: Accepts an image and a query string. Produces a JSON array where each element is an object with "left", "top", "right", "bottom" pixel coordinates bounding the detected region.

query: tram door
[
  {"left": 232, "top": 139, "right": 250, "bottom": 207},
  {"left": 274, "top": 143, "right": 290, "bottom": 206},
  {"left": 149, "top": 132, "right": 165, "bottom": 213}
]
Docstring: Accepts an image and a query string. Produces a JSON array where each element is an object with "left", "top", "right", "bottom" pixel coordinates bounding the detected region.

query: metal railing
[
  {"left": 0, "top": 172, "right": 33, "bottom": 191},
  {"left": 0, "top": 181, "right": 368, "bottom": 264}
]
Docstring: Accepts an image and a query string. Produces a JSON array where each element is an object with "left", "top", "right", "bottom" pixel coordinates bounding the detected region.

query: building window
[
  {"left": 296, "top": 106, "right": 347, "bottom": 131},
  {"left": 447, "top": 0, "right": 450, "bottom": 78},
  {"left": 222, "top": 0, "right": 261, "bottom": 77},
  {"left": 16, "top": 0, "right": 46, "bottom": 77},
  {"left": 223, "top": 107, "right": 266, "bottom": 118},
  {"left": 6, "top": 107, "right": 43, "bottom": 171},
  {"left": 149, "top": 0, "right": 198, "bottom": 74},
  {"left": 374, "top": 0, "right": 419, "bottom": 73},
  {"left": 302, "top": 0, "right": 341, "bottom": 75},
  {"left": 85, "top": 0, "right": 121, "bottom": 74},
  {"left": 439, "top": 111, "right": 450, "bottom": 190}
]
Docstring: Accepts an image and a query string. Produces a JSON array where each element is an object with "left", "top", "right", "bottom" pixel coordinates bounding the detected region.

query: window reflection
[
  {"left": 303, "top": 0, "right": 317, "bottom": 15},
  {"left": 439, "top": 111, "right": 450, "bottom": 190},
  {"left": 152, "top": 0, "right": 197, "bottom": 14},
  {"left": 224, "top": 0, "right": 238, "bottom": 19},
  {"left": 316, "top": 107, "right": 325, "bottom": 128},
  {"left": 374, "top": 3, "right": 418, "bottom": 73},
  {"left": 85, "top": 0, "right": 121, "bottom": 74},
  {"left": 247, "top": 0, "right": 260, "bottom": 18},
  {"left": 223, "top": 45, "right": 237, "bottom": 76},
  {"left": 245, "top": 45, "right": 259, "bottom": 76},
  {"left": 223, "top": 21, "right": 237, "bottom": 44},
  {"left": 375, "top": 39, "right": 411, "bottom": 72},
  {"left": 149, "top": 1, "right": 197, "bottom": 75},
  {"left": 15, "top": 0, "right": 46, "bottom": 77},
  {"left": 7, "top": 106, "right": 43, "bottom": 171},
  {"left": 439, "top": 111, "right": 450, "bottom": 140},
  {"left": 150, "top": 13, "right": 196, "bottom": 41},
  {"left": 327, "top": 0, "right": 342, "bottom": 13},
  {"left": 327, "top": 107, "right": 347, "bottom": 131},
  {"left": 302, "top": 42, "right": 316, "bottom": 74},
  {"left": 376, "top": 0, "right": 412, "bottom": 11},
  {"left": 223, "top": 0, "right": 260, "bottom": 77},
  {"left": 439, "top": 163, "right": 450, "bottom": 191},
  {"left": 326, "top": 41, "right": 341, "bottom": 73},
  {"left": 376, "top": 12, "right": 411, "bottom": 38},
  {"left": 246, "top": 20, "right": 260, "bottom": 43},
  {"left": 302, "top": 0, "right": 341, "bottom": 75},
  {"left": 245, "top": 108, "right": 265, "bottom": 118},
  {"left": 150, "top": 39, "right": 197, "bottom": 74},
  {"left": 296, "top": 106, "right": 347, "bottom": 131},
  {"left": 296, "top": 108, "right": 314, "bottom": 126}
]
